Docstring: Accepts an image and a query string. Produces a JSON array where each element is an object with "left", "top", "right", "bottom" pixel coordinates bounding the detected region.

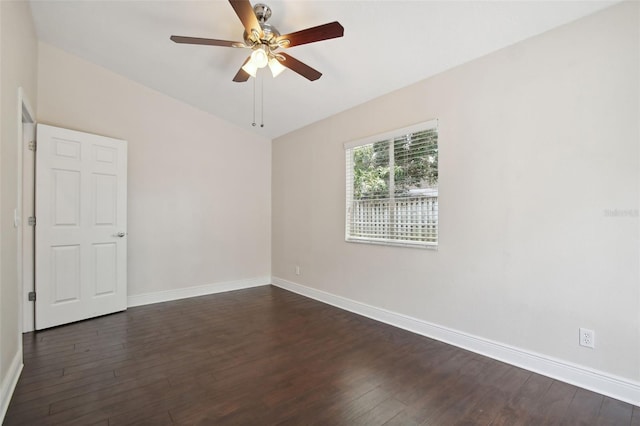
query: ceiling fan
[{"left": 171, "top": 0, "right": 344, "bottom": 82}]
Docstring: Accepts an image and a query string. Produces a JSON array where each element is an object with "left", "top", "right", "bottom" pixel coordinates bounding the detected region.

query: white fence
[{"left": 349, "top": 196, "right": 438, "bottom": 243}]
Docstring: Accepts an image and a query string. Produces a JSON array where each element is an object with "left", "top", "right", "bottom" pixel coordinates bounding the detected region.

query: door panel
[
  {"left": 36, "top": 124, "right": 127, "bottom": 330},
  {"left": 93, "top": 174, "right": 117, "bottom": 225},
  {"left": 51, "top": 245, "right": 81, "bottom": 303},
  {"left": 52, "top": 169, "right": 80, "bottom": 226},
  {"left": 93, "top": 243, "right": 117, "bottom": 296}
]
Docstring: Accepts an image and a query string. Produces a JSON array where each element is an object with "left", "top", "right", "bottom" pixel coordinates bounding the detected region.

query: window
[{"left": 345, "top": 119, "right": 438, "bottom": 248}]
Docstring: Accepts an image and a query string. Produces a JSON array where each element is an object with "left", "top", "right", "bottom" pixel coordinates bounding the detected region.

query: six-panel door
[{"left": 35, "top": 124, "right": 127, "bottom": 330}]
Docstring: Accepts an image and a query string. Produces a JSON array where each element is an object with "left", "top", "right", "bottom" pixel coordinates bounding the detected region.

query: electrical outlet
[
  {"left": 579, "top": 328, "right": 595, "bottom": 348},
  {"left": 295, "top": 265, "right": 300, "bottom": 276}
]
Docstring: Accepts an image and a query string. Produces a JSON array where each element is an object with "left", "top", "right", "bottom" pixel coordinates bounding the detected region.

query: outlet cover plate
[{"left": 579, "top": 328, "right": 595, "bottom": 348}]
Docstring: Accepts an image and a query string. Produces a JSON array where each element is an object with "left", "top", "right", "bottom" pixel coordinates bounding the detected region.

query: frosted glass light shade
[
  {"left": 250, "top": 48, "right": 268, "bottom": 68},
  {"left": 268, "top": 58, "right": 286, "bottom": 77},
  {"left": 241, "top": 60, "right": 258, "bottom": 78}
]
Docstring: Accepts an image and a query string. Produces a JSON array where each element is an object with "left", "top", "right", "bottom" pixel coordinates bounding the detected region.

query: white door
[{"left": 35, "top": 124, "right": 127, "bottom": 330}]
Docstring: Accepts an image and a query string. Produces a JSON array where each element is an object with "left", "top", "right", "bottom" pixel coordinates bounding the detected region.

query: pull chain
[
  {"left": 251, "top": 77, "right": 256, "bottom": 127},
  {"left": 260, "top": 72, "right": 264, "bottom": 128},
  {"left": 250, "top": 71, "right": 265, "bottom": 128}
]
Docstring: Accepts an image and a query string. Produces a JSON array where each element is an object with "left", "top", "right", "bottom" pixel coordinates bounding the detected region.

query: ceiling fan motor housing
[
  {"left": 243, "top": 4, "right": 280, "bottom": 50},
  {"left": 253, "top": 3, "right": 272, "bottom": 23}
]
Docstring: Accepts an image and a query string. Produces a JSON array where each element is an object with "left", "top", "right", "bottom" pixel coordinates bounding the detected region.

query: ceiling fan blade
[
  {"left": 233, "top": 57, "right": 251, "bottom": 82},
  {"left": 229, "top": 0, "right": 262, "bottom": 38},
  {"left": 170, "top": 35, "right": 244, "bottom": 48},
  {"left": 277, "top": 53, "right": 322, "bottom": 81},
  {"left": 277, "top": 22, "right": 344, "bottom": 48}
]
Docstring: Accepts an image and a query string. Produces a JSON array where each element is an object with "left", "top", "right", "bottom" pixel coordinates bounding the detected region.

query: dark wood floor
[{"left": 4, "top": 285, "right": 639, "bottom": 425}]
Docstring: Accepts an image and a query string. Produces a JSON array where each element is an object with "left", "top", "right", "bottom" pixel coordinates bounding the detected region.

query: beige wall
[
  {"left": 272, "top": 2, "right": 639, "bottom": 381},
  {"left": 37, "top": 43, "right": 271, "bottom": 298},
  {"left": 0, "top": 0, "right": 38, "bottom": 405}
]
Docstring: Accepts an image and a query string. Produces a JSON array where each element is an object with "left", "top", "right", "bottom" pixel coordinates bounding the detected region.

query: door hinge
[
  {"left": 28, "top": 291, "right": 36, "bottom": 302},
  {"left": 28, "top": 216, "right": 36, "bottom": 226},
  {"left": 28, "top": 140, "right": 36, "bottom": 151}
]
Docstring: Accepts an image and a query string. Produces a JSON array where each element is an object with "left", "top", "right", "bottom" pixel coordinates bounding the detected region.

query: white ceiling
[{"left": 30, "top": 0, "right": 617, "bottom": 139}]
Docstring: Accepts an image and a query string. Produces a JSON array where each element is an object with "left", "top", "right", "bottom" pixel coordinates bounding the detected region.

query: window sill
[{"left": 346, "top": 237, "right": 438, "bottom": 250}]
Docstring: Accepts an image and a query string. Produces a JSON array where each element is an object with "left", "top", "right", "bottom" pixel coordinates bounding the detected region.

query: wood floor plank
[
  {"left": 595, "top": 396, "right": 634, "bottom": 425},
  {"left": 48, "top": 374, "right": 169, "bottom": 415},
  {"left": 490, "top": 372, "right": 554, "bottom": 425},
  {"left": 381, "top": 352, "right": 477, "bottom": 425},
  {"left": 631, "top": 406, "right": 640, "bottom": 426},
  {"left": 46, "top": 377, "right": 170, "bottom": 424},
  {"left": 115, "top": 411, "right": 174, "bottom": 426},
  {"left": 453, "top": 365, "right": 531, "bottom": 424},
  {"left": 563, "top": 387, "right": 604, "bottom": 424},
  {"left": 9, "top": 370, "right": 116, "bottom": 407},
  {"left": 424, "top": 359, "right": 514, "bottom": 424},
  {"left": 351, "top": 397, "right": 407, "bottom": 426},
  {"left": 4, "top": 285, "right": 634, "bottom": 425},
  {"left": 111, "top": 379, "right": 211, "bottom": 425},
  {"left": 7, "top": 372, "right": 120, "bottom": 419},
  {"left": 306, "top": 385, "right": 393, "bottom": 425},
  {"left": 386, "top": 346, "right": 476, "bottom": 406},
  {"left": 537, "top": 379, "right": 578, "bottom": 424}
]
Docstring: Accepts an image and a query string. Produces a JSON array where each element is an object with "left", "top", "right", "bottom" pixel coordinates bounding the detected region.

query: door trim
[{"left": 18, "top": 87, "right": 35, "bottom": 332}]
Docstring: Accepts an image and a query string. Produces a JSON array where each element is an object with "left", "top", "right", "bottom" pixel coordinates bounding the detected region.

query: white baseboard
[
  {"left": 1, "top": 348, "right": 23, "bottom": 423},
  {"left": 272, "top": 277, "right": 640, "bottom": 407},
  {"left": 127, "top": 276, "right": 271, "bottom": 308}
]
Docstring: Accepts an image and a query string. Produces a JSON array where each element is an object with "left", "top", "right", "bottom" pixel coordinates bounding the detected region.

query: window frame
[{"left": 344, "top": 119, "right": 439, "bottom": 249}]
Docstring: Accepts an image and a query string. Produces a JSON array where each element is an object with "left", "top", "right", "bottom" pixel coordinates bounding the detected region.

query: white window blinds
[{"left": 345, "top": 119, "right": 438, "bottom": 248}]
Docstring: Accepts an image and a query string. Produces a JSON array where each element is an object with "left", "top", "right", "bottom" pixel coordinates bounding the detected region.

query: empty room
[{"left": 1, "top": 0, "right": 639, "bottom": 424}]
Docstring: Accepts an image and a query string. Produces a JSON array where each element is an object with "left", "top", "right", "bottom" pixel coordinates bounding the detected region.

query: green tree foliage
[
  {"left": 353, "top": 129, "right": 437, "bottom": 199},
  {"left": 353, "top": 142, "right": 389, "bottom": 199}
]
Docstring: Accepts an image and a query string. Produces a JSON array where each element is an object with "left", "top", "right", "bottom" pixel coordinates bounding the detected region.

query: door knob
[{"left": 115, "top": 232, "right": 126, "bottom": 238}]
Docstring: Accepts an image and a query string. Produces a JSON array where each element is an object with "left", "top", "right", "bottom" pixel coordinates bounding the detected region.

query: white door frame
[{"left": 18, "top": 87, "right": 36, "bottom": 332}]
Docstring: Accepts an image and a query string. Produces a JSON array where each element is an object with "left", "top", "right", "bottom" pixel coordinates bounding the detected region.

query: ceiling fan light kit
[{"left": 171, "top": 0, "right": 344, "bottom": 82}]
